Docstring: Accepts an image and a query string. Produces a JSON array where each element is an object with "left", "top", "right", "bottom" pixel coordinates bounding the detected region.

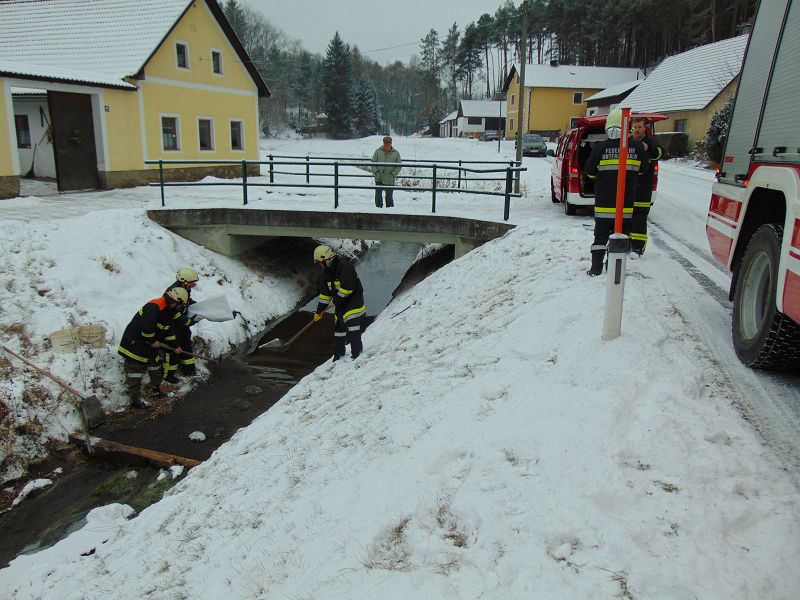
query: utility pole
[{"left": 514, "top": 1, "right": 528, "bottom": 194}]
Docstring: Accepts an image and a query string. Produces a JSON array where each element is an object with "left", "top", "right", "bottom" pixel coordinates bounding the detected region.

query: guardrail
[{"left": 146, "top": 156, "right": 526, "bottom": 221}]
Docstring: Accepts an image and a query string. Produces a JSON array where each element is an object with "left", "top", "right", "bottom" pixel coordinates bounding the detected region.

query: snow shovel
[
  {"left": 1, "top": 344, "right": 103, "bottom": 455},
  {"left": 258, "top": 302, "right": 334, "bottom": 352}
]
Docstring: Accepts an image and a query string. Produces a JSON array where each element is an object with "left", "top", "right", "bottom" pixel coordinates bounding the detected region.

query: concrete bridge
[{"left": 147, "top": 208, "right": 515, "bottom": 258}]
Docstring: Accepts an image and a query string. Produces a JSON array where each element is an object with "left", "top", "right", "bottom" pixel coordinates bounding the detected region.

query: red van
[{"left": 549, "top": 113, "right": 667, "bottom": 215}]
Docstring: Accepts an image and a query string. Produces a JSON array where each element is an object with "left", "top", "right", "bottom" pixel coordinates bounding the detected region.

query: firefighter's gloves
[{"left": 313, "top": 313, "right": 323, "bottom": 322}]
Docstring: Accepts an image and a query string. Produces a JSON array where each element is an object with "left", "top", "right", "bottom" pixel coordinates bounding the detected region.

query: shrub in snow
[{"left": 703, "top": 95, "right": 734, "bottom": 164}]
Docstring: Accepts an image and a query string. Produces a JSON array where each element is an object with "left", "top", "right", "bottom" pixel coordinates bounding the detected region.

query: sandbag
[{"left": 188, "top": 296, "right": 235, "bottom": 322}]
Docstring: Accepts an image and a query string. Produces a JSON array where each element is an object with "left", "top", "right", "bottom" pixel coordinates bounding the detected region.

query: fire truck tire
[
  {"left": 732, "top": 223, "right": 800, "bottom": 370},
  {"left": 550, "top": 179, "right": 559, "bottom": 203}
]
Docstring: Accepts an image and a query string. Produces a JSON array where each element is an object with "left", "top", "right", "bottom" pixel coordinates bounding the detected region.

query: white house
[
  {"left": 584, "top": 80, "right": 641, "bottom": 116},
  {"left": 438, "top": 110, "right": 458, "bottom": 138},
  {"left": 457, "top": 100, "right": 506, "bottom": 138}
]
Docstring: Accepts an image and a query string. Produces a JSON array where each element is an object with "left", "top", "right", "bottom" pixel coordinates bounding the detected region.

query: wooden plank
[{"left": 69, "top": 434, "right": 201, "bottom": 469}]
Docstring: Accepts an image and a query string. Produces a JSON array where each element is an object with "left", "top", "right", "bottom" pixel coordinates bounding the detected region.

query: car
[
  {"left": 520, "top": 133, "right": 548, "bottom": 156},
  {"left": 479, "top": 130, "right": 499, "bottom": 141},
  {"left": 549, "top": 112, "right": 667, "bottom": 215}
]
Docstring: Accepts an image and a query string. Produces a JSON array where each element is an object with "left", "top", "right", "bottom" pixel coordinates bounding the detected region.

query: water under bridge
[{"left": 147, "top": 208, "right": 515, "bottom": 258}]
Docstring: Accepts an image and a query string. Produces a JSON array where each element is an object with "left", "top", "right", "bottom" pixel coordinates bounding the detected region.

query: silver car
[{"left": 521, "top": 133, "right": 547, "bottom": 156}]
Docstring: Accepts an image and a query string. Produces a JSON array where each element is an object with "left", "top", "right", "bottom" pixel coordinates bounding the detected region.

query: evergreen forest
[{"left": 222, "top": 0, "right": 755, "bottom": 138}]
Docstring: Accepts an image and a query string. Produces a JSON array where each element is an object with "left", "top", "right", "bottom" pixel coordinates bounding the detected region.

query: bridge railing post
[
  {"left": 431, "top": 164, "right": 437, "bottom": 213},
  {"left": 242, "top": 160, "right": 248, "bottom": 205},
  {"left": 334, "top": 162, "right": 339, "bottom": 209},
  {"left": 306, "top": 155, "right": 310, "bottom": 184},
  {"left": 269, "top": 154, "right": 274, "bottom": 184},
  {"left": 504, "top": 166, "right": 513, "bottom": 221},
  {"left": 457, "top": 160, "right": 462, "bottom": 189},
  {"left": 159, "top": 160, "right": 165, "bottom": 207}
]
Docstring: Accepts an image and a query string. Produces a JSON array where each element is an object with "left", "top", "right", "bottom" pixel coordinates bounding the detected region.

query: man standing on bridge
[
  {"left": 313, "top": 245, "right": 365, "bottom": 361},
  {"left": 371, "top": 136, "right": 401, "bottom": 208}
]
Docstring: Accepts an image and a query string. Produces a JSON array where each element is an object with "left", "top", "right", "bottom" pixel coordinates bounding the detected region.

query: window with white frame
[
  {"left": 176, "top": 42, "right": 189, "bottom": 69},
  {"left": 161, "top": 116, "right": 180, "bottom": 150},
  {"left": 572, "top": 92, "right": 583, "bottom": 104},
  {"left": 211, "top": 50, "right": 223, "bottom": 75},
  {"left": 674, "top": 119, "right": 688, "bottom": 133},
  {"left": 198, "top": 118, "right": 214, "bottom": 151},
  {"left": 230, "top": 120, "right": 244, "bottom": 150}
]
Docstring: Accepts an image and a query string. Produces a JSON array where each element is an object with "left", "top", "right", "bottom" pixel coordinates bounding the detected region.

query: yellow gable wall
[
  {"left": 104, "top": 0, "right": 260, "bottom": 171},
  {"left": 0, "top": 78, "right": 16, "bottom": 176},
  {"left": 505, "top": 75, "right": 599, "bottom": 138}
]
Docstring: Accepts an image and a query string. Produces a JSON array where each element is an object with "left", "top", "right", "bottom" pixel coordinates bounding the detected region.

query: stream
[{"left": 0, "top": 241, "right": 448, "bottom": 568}]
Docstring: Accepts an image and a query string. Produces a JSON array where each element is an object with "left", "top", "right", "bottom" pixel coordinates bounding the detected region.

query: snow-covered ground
[{"left": 1, "top": 135, "right": 799, "bottom": 599}]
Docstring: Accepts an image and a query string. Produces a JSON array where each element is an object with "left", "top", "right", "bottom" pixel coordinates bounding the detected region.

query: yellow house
[
  {"left": 0, "top": 0, "right": 270, "bottom": 199},
  {"left": 621, "top": 35, "right": 747, "bottom": 150},
  {"left": 503, "top": 63, "right": 642, "bottom": 141}
]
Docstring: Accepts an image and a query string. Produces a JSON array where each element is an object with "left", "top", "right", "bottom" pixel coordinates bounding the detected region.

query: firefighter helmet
[
  {"left": 313, "top": 245, "right": 336, "bottom": 263},
  {"left": 605, "top": 108, "right": 622, "bottom": 140},
  {"left": 176, "top": 267, "right": 199, "bottom": 284},
  {"left": 165, "top": 287, "right": 189, "bottom": 304}
]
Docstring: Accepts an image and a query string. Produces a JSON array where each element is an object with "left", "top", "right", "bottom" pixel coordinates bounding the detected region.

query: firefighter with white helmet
[
  {"left": 118, "top": 288, "right": 188, "bottom": 408},
  {"left": 313, "top": 245, "right": 366, "bottom": 361},
  {"left": 583, "top": 109, "right": 648, "bottom": 276},
  {"left": 163, "top": 267, "right": 200, "bottom": 383}
]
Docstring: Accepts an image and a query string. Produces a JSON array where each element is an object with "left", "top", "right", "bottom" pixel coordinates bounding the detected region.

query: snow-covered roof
[
  {"left": 514, "top": 64, "right": 642, "bottom": 90},
  {"left": 0, "top": 0, "right": 192, "bottom": 87},
  {"left": 620, "top": 35, "right": 747, "bottom": 113},
  {"left": 0, "top": 0, "right": 269, "bottom": 95},
  {"left": 11, "top": 86, "right": 48, "bottom": 96},
  {"left": 459, "top": 100, "right": 507, "bottom": 118},
  {"left": 439, "top": 110, "right": 458, "bottom": 124},
  {"left": 585, "top": 80, "right": 641, "bottom": 103}
]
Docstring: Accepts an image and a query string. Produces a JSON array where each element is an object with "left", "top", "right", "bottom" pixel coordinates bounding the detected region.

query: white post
[{"left": 602, "top": 233, "right": 629, "bottom": 340}]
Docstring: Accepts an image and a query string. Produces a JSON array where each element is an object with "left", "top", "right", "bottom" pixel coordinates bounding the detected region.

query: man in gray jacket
[{"left": 371, "top": 136, "right": 401, "bottom": 208}]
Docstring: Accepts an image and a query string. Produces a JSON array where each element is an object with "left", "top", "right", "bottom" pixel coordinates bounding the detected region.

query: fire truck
[{"left": 706, "top": 0, "right": 800, "bottom": 369}]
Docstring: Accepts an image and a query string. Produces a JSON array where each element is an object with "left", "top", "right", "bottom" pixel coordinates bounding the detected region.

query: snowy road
[{"left": 655, "top": 163, "right": 800, "bottom": 479}]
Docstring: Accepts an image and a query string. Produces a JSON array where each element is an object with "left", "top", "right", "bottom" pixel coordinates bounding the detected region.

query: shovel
[
  {"left": 259, "top": 302, "right": 332, "bottom": 352},
  {"left": 153, "top": 342, "right": 221, "bottom": 367},
  {"left": 1, "top": 344, "right": 103, "bottom": 455}
]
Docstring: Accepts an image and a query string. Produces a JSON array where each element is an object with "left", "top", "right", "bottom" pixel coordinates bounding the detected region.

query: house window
[
  {"left": 510, "top": 118, "right": 514, "bottom": 131},
  {"left": 675, "top": 119, "right": 688, "bottom": 133},
  {"left": 230, "top": 120, "right": 243, "bottom": 150},
  {"left": 467, "top": 117, "right": 482, "bottom": 125},
  {"left": 162, "top": 116, "right": 179, "bottom": 150},
  {"left": 570, "top": 117, "right": 581, "bottom": 128},
  {"left": 198, "top": 118, "right": 214, "bottom": 151},
  {"left": 511, "top": 94, "right": 515, "bottom": 106},
  {"left": 572, "top": 92, "right": 583, "bottom": 104},
  {"left": 176, "top": 42, "right": 189, "bottom": 69},
  {"left": 14, "top": 115, "right": 31, "bottom": 148},
  {"left": 211, "top": 50, "right": 223, "bottom": 75}
]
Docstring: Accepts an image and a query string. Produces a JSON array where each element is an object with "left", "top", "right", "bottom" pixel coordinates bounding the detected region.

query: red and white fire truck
[{"left": 706, "top": 0, "right": 800, "bottom": 369}]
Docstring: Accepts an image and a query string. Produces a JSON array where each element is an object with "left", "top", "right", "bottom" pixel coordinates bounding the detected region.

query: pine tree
[
  {"left": 351, "top": 76, "right": 381, "bottom": 137},
  {"left": 704, "top": 95, "right": 734, "bottom": 163},
  {"left": 321, "top": 32, "right": 354, "bottom": 138}
]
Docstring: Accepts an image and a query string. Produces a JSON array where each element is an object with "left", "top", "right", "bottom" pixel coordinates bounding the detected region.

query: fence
[{"left": 146, "top": 156, "right": 526, "bottom": 221}]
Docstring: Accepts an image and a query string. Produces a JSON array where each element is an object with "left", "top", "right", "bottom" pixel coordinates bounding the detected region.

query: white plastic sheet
[{"left": 188, "top": 296, "right": 235, "bottom": 322}]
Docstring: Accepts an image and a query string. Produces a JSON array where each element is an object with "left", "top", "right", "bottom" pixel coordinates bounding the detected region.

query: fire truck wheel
[{"left": 732, "top": 223, "right": 800, "bottom": 369}]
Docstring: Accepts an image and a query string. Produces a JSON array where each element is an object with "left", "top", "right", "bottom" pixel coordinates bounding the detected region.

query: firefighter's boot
[{"left": 587, "top": 250, "right": 605, "bottom": 276}]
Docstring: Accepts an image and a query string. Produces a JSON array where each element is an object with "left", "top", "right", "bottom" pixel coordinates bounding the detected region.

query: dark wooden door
[{"left": 48, "top": 91, "right": 100, "bottom": 191}]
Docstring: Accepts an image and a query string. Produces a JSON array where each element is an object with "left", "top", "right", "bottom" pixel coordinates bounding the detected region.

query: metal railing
[{"left": 146, "top": 156, "right": 526, "bottom": 221}]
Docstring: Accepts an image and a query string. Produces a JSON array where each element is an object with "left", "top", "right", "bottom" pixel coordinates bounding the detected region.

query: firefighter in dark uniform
[
  {"left": 118, "top": 287, "right": 188, "bottom": 408},
  {"left": 629, "top": 116, "right": 663, "bottom": 255},
  {"left": 163, "top": 267, "right": 200, "bottom": 383},
  {"left": 313, "top": 245, "right": 366, "bottom": 361},
  {"left": 584, "top": 109, "right": 648, "bottom": 276}
]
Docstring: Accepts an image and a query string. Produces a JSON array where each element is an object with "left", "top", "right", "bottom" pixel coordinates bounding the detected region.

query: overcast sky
[{"left": 240, "top": 0, "right": 513, "bottom": 65}]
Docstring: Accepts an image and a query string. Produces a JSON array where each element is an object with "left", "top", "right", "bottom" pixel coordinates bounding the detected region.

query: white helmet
[
  {"left": 166, "top": 287, "right": 189, "bottom": 304},
  {"left": 605, "top": 108, "right": 623, "bottom": 140},
  {"left": 176, "top": 267, "right": 198, "bottom": 284},
  {"left": 313, "top": 245, "right": 336, "bottom": 263}
]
